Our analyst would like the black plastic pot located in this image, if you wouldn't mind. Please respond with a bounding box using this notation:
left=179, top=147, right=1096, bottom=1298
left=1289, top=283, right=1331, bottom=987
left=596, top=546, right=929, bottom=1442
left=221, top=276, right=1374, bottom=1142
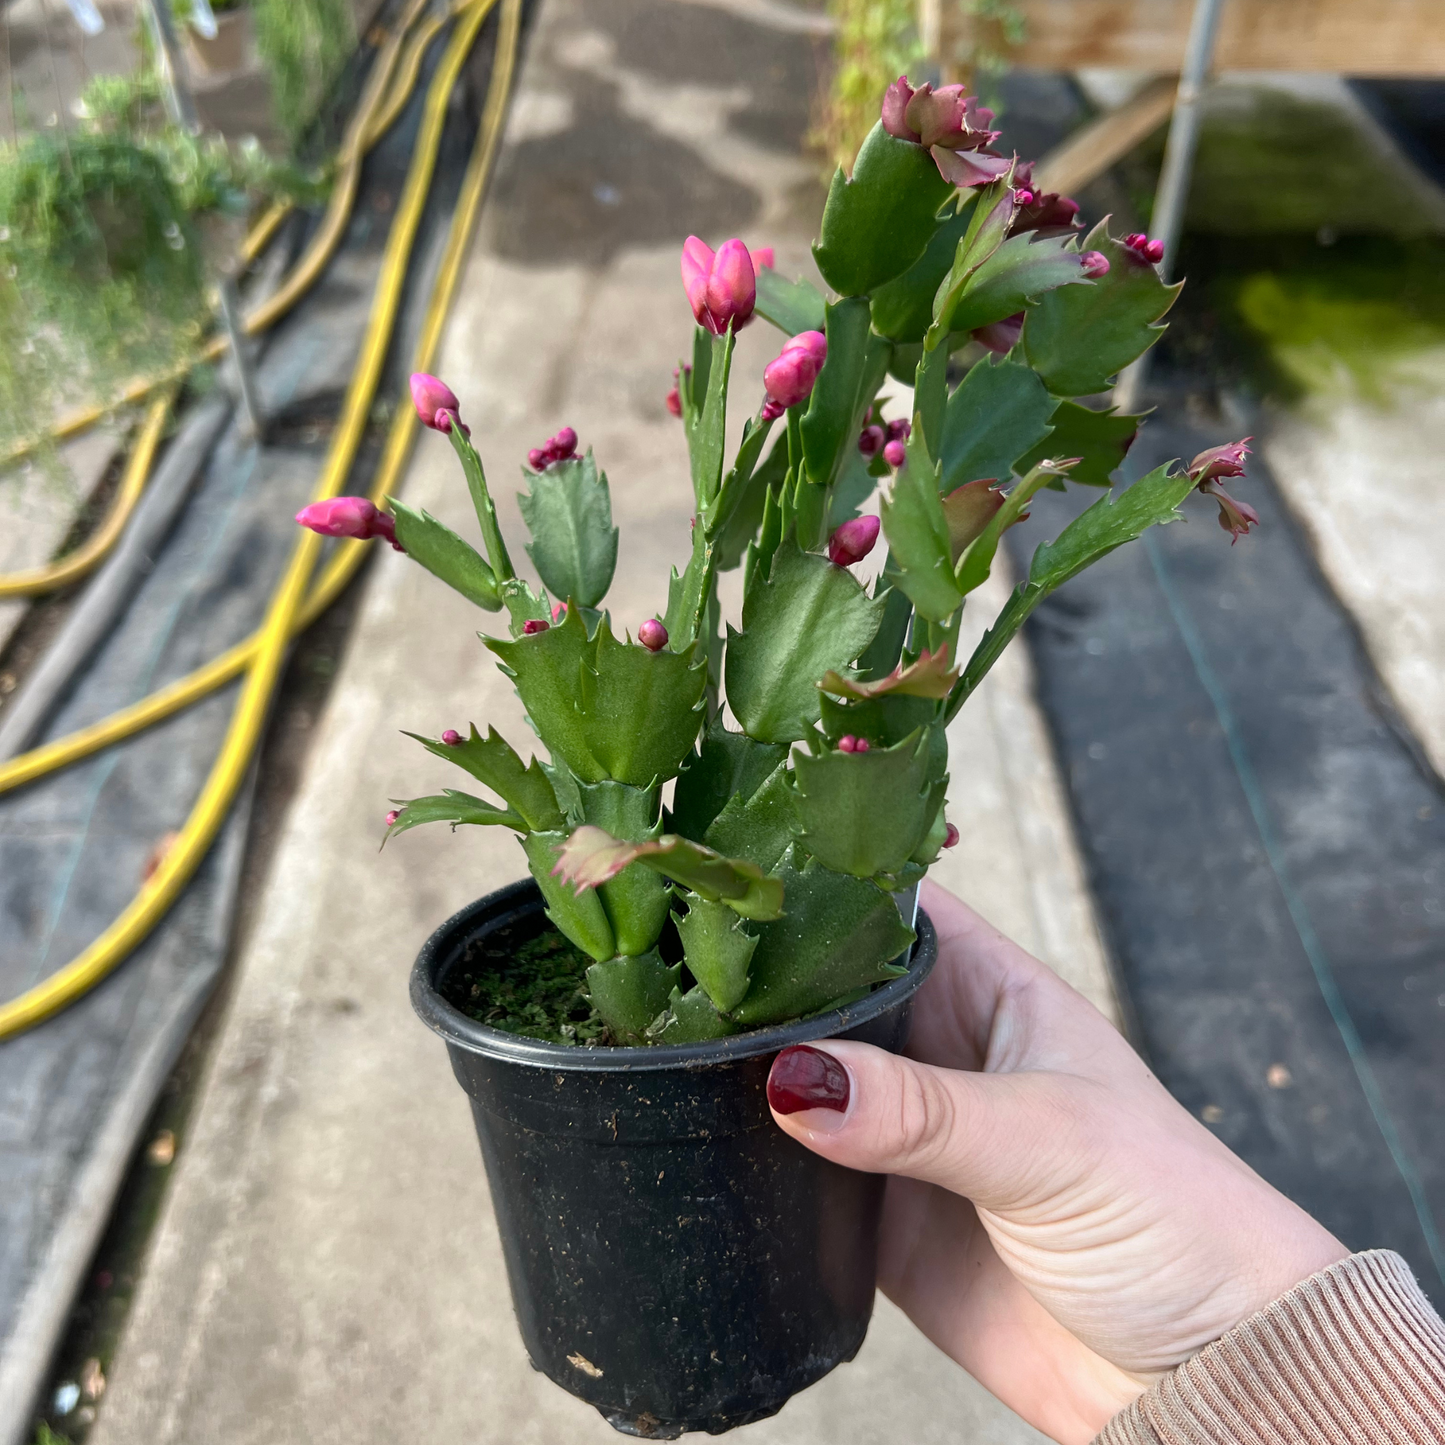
left=411, top=878, right=937, bottom=1438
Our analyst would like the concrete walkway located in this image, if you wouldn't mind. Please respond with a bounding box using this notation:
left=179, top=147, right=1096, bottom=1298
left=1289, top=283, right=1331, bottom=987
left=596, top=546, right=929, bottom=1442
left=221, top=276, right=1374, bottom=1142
left=90, top=1, right=1112, bottom=1440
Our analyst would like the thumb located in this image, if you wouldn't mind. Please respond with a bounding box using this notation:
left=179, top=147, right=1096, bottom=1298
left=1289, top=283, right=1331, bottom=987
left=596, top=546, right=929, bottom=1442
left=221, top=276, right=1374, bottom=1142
left=767, top=1040, right=1035, bottom=1203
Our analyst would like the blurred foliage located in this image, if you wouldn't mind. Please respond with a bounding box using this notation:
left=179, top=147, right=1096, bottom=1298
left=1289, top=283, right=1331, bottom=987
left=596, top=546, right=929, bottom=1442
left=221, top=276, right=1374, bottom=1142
left=0, top=67, right=325, bottom=454
left=253, top=0, right=356, bottom=147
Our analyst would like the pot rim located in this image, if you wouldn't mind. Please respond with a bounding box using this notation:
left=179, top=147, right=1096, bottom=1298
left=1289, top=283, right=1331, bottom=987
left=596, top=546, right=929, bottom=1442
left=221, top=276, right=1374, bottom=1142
left=410, top=877, right=937, bottom=1073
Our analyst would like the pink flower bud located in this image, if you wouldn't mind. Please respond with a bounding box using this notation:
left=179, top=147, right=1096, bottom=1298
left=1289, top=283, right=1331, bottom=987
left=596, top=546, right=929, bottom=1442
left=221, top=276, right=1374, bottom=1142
left=763, top=329, right=827, bottom=410
left=441, top=729, right=462, bottom=746
left=1008, top=170, right=1082, bottom=239
left=665, top=384, right=681, bottom=418
left=551, top=426, right=577, bottom=458
left=1187, top=437, right=1252, bottom=483
left=680, top=236, right=757, bottom=334
left=385, top=809, right=400, bottom=827
left=523, top=619, right=549, bottom=635
left=638, top=618, right=668, bottom=651
left=885, top=418, right=911, bottom=445
left=761, top=399, right=786, bottom=423
left=883, top=438, right=907, bottom=469
left=827, top=514, right=880, bottom=567
left=527, top=448, right=547, bottom=471
left=1014, top=187, right=1035, bottom=206
left=858, top=424, right=885, bottom=458
left=1080, top=250, right=1111, bottom=278
left=295, top=496, right=402, bottom=551
left=1123, top=233, right=1165, bottom=265
left=409, top=373, right=461, bottom=431
left=972, top=312, right=1025, bottom=355
left=943, top=822, right=959, bottom=849
left=838, top=735, right=858, bottom=752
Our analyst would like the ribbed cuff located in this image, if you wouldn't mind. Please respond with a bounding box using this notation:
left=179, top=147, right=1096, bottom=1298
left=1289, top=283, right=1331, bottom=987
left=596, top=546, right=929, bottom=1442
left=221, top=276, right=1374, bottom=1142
left=1095, top=1251, right=1445, bottom=1445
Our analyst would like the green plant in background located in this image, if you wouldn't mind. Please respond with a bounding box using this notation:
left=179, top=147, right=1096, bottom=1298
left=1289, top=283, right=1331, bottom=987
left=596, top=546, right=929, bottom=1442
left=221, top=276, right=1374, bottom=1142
left=253, top=0, right=356, bottom=147
left=302, top=78, right=1256, bottom=1047
left=814, top=0, right=923, bottom=172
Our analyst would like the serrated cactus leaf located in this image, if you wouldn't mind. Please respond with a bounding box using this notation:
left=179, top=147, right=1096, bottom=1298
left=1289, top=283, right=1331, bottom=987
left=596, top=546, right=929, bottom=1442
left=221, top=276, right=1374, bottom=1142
left=818, top=647, right=957, bottom=701
left=579, top=780, right=670, bottom=957
left=1024, top=222, right=1182, bottom=396
left=686, top=328, right=734, bottom=509
left=814, top=123, right=952, bottom=297
left=585, top=951, right=680, bottom=1044
left=553, top=825, right=784, bottom=921
left=792, top=729, right=939, bottom=879
left=404, top=724, right=564, bottom=832
left=869, top=200, right=976, bottom=343
left=941, top=231, right=1087, bottom=336
left=713, top=429, right=788, bottom=573
left=384, top=790, right=525, bottom=839
left=879, top=429, right=963, bottom=623
left=799, top=298, right=892, bottom=489
left=703, top=761, right=797, bottom=875
left=517, top=450, right=619, bottom=609
left=755, top=266, right=827, bottom=335
left=674, top=894, right=758, bottom=1013
left=950, top=462, right=1194, bottom=716
left=725, top=543, right=886, bottom=744
left=730, top=852, right=913, bottom=1026
left=521, top=830, right=616, bottom=962
left=1013, top=400, right=1141, bottom=488
left=648, top=985, right=739, bottom=1044
left=938, top=357, right=1057, bottom=494
left=672, top=715, right=788, bottom=841
left=387, top=499, right=501, bottom=611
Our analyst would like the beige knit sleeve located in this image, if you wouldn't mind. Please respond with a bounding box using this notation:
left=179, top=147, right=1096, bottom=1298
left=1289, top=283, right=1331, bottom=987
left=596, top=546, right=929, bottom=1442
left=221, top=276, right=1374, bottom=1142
left=1095, top=1251, right=1445, bottom=1445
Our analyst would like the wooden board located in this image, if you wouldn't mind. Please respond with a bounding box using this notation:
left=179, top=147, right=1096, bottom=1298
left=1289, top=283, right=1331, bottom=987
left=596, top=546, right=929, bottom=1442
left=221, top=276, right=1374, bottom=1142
left=947, top=0, right=1445, bottom=78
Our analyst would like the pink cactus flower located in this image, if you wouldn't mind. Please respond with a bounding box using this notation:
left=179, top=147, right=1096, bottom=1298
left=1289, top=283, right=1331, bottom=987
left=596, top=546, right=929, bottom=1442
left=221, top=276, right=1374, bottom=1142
left=441, top=729, right=462, bottom=746
left=638, top=618, right=669, bottom=652
left=827, top=514, right=880, bottom=567
left=1124, top=233, right=1166, bottom=266
left=522, top=619, right=550, bottom=635
left=295, top=496, right=402, bottom=551
left=858, top=424, right=886, bottom=458
left=680, top=236, right=757, bottom=334
left=882, top=77, right=1011, bottom=188
left=883, top=438, right=907, bottom=469
left=1204, top=485, right=1260, bottom=544
left=1080, top=250, right=1111, bottom=279
left=1188, top=437, right=1252, bottom=483
left=763, top=329, right=827, bottom=411
left=973, top=312, right=1025, bottom=355
left=409, top=373, right=469, bottom=435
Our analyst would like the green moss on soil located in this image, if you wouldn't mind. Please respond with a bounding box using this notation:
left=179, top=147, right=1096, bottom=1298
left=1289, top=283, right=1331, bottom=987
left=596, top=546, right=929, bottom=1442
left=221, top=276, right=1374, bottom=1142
left=444, top=924, right=606, bottom=1046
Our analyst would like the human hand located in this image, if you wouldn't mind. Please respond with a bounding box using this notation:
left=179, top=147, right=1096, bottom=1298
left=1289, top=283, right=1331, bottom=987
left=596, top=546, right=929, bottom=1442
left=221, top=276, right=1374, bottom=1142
left=767, top=881, right=1348, bottom=1445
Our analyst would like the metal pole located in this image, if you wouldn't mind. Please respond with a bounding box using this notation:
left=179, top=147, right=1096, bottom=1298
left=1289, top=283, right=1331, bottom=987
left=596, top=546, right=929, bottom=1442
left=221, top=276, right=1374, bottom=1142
left=142, top=0, right=263, bottom=437
left=1112, top=0, right=1227, bottom=414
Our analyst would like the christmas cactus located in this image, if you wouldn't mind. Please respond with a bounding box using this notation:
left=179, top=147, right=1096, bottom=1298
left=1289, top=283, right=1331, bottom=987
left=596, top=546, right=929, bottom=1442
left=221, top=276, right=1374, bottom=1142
left=299, top=79, right=1255, bottom=1046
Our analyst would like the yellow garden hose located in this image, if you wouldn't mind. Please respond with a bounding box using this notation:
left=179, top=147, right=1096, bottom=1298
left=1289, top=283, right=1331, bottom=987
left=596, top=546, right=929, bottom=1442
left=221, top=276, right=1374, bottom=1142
left=0, top=0, right=519, bottom=1037
left=0, top=393, right=173, bottom=600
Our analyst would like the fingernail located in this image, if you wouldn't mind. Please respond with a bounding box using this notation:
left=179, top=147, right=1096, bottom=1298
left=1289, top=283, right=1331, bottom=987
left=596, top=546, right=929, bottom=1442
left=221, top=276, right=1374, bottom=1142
left=768, top=1045, right=850, bottom=1116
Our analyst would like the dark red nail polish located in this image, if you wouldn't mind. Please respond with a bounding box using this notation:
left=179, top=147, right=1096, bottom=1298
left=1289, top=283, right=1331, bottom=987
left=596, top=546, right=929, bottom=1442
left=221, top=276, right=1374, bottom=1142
left=767, top=1045, right=850, bottom=1114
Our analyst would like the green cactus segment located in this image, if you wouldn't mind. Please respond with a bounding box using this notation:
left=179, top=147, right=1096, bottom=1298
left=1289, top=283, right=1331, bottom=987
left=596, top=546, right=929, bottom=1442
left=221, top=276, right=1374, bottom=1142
left=870, top=199, right=977, bottom=343
left=579, top=780, right=671, bottom=957
left=521, top=831, right=616, bottom=962
left=585, top=951, right=681, bottom=1044
left=730, top=853, right=914, bottom=1026
left=649, top=985, right=739, bottom=1044
left=938, top=357, right=1058, bottom=494
left=1013, top=401, right=1141, bottom=489
left=704, top=761, right=797, bottom=875
left=954, top=458, right=1078, bottom=598
left=386, top=499, right=501, bottom=611
left=879, top=428, right=963, bottom=623
left=405, top=724, right=564, bottom=832
left=445, top=424, right=515, bottom=585
left=684, top=328, right=735, bottom=510
left=856, top=580, right=911, bottom=680
left=1024, top=223, right=1183, bottom=396
left=707, top=415, right=775, bottom=545
left=672, top=716, right=789, bottom=841
left=792, top=729, right=943, bottom=880
left=487, top=605, right=706, bottom=786
left=712, top=430, right=789, bottom=574
left=940, top=231, right=1087, bottom=338
left=799, top=298, right=892, bottom=489
left=820, top=689, right=941, bottom=758
left=675, top=894, right=758, bottom=1013
left=925, top=179, right=1017, bottom=351
left=554, top=825, right=784, bottom=921
left=814, top=122, right=953, bottom=297
left=726, top=543, right=886, bottom=744
left=384, top=790, right=525, bottom=839
left=517, top=450, right=619, bottom=609
left=754, top=266, right=827, bottom=336
left=949, top=462, right=1197, bottom=718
